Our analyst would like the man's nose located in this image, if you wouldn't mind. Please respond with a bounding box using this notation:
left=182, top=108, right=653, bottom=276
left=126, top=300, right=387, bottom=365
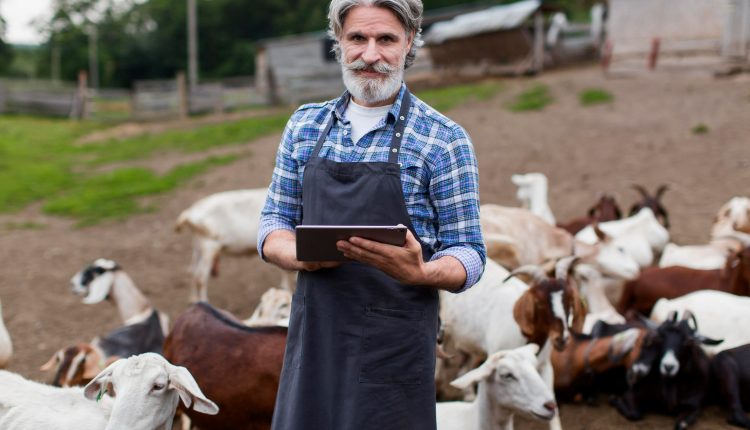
left=361, top=39, right=381, bottom=64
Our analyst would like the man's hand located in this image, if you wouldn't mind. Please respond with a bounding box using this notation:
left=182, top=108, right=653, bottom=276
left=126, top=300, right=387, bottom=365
left=263, top=229, right=341, bottom=272
left=337, top=228, right=427, bottom=285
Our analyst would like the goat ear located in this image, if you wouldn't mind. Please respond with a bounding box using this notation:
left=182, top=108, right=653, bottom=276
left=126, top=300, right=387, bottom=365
left=84, top=359, right=122, bottom=400
left=82, top=350, right=104, bottom=380
left=696, top=335, right=723, bottom=346
left=567, top=284, right=587, bottom=332
left=593, top=224, right=610, bottom=243
left=168, top=365, right=219, bottom=415
left=513, top=289, right=537, bottom=338
left=40, top=351, right=61, bottom=371
left=449, top=361, right=494, bottom=390
left=82, top=272, right=115, bottom=304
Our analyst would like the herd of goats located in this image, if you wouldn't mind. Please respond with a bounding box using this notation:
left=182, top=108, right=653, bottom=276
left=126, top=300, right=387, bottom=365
left=0, top=172, right=749, bottom=430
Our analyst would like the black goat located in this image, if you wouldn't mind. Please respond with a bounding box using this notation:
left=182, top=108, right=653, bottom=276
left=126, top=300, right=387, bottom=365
left=630, top=184, right=670, bottom=229
left=712, top=344, right=750, bottom=429
left=610, top=311, right=722, bottom=429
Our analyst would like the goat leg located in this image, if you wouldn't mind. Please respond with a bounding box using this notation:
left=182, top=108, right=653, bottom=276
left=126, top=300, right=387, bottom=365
left=609, top=391, right=643, bottom=421
left=674, top=408, right=702, bottom=430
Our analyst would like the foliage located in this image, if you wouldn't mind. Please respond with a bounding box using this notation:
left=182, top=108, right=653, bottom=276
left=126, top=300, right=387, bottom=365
left=692, top=123, right=709, bottom=135
left=508, top=84, right=553, bottom=112
left=416, top=80, right=504, bottom=112
left=0, top=14, right=13, bottom=74
left=580, top=88, right=614, bottom=106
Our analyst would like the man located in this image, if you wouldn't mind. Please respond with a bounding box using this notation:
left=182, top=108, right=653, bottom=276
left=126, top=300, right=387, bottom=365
left=258, top=0, right=485, bottom=428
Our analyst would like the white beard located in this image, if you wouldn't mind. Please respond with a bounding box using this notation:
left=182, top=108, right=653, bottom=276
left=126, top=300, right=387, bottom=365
left=341, top=55, right=405, bottom=105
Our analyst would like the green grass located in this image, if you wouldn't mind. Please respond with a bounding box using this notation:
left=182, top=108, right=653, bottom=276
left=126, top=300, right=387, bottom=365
left=508, top=85, right=553, bottom=112
left=692, top=123, right=709, bottom=135
left=3, top=221, right=47, bottom=230
left=580, top=88, right=614, bottom=106
left=416, top=81, right=504, bottom=113
left=43, top=155, right=237, bottom=226
left=0, top=111, right=288, bottom=225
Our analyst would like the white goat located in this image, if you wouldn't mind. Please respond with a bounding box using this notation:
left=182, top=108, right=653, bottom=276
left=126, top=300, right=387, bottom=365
left=0, top=353, right=218, bottom=430
left=481, top=205, right=640, bottom=280
left=0, top=298, right=12, bottom=369
left=511, top=173, right=556, bottom=225
left=660, top=197, right=750, bottom=270
left=572, top=264, right=625, bottom=334
left=70, top=259, right=169, bottom=335
left=175, top=188, right=297, bottom=303
left=243, top=287, right=292, bottom=327
left=576, top=208, right=670, bottom=268
left=650, top=290, right=750, bottom=356
left=436, top=344, right=556, bottom=430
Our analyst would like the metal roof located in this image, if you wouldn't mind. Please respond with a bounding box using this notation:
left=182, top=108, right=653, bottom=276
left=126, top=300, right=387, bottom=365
left=423, top=0, right=541, bottom=45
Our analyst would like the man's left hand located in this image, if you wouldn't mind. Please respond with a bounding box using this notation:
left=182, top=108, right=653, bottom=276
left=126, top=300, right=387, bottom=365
left=337, top=229, right=426, bottom=285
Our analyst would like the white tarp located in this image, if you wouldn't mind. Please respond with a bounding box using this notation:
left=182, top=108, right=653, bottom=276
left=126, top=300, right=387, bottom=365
left=424, top=0, right=541, bottom=44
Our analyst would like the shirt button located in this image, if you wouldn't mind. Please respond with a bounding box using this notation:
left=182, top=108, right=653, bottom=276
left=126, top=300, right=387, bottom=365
left=395, top=132, right=401, bottom=137
left=399, top=115, right=405, bottom=121
left=343, top=130, right=348, bottom=136
left=392, top=148, right=398, bottom=153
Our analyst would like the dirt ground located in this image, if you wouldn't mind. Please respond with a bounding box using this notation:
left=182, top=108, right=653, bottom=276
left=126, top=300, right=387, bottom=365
left=1, top=65, right=749, bottom=429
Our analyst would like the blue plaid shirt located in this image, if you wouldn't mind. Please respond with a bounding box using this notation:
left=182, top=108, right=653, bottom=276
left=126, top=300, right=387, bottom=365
left=258, top=84, right=486, bottom=291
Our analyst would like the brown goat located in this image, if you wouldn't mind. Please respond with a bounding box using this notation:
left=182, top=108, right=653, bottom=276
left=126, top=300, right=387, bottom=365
left=558, top=194, right=623, bottom=235
left=618, top=246, right=750, bottom=317
left=40, top=343, right=118, bottom=387
left=629, top=184, right=670, bottom=229
left=163, top=302, right=287, bottom=430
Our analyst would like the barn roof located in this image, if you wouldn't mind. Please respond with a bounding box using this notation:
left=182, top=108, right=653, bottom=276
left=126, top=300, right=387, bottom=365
left=423, top=0, right=541, bottom=45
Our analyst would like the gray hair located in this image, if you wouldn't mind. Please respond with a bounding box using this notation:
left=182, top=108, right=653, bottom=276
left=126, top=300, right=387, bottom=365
left=327, top=0, right=424, bottom=69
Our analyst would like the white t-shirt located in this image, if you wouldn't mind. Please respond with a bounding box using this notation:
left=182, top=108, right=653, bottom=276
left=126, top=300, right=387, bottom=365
left=344, top=99, right=392, bottom=144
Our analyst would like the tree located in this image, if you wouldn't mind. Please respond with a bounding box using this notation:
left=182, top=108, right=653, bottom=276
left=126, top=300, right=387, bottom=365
left=0, top=13, right=15, bottom=74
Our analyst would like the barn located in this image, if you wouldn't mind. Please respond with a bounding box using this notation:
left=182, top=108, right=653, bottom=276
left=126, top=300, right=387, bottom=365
left=607, top=0, right=750, bottom=73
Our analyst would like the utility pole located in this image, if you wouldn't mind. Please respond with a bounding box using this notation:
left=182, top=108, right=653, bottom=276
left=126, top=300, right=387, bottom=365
left=88, top=24, right=99, bottom=89
left=187, top=0, right=199, bottom=92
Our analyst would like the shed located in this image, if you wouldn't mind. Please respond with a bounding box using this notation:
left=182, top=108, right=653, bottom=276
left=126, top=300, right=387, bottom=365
left=607, top=0, right=750, bottom=72
left=423, top=0, right=550, bottom=75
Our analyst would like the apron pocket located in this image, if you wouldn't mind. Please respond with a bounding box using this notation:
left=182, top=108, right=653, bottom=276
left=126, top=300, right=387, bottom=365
left=284, top=294, right=306, bottom=370
left=359, top=306, right=425, bottom=385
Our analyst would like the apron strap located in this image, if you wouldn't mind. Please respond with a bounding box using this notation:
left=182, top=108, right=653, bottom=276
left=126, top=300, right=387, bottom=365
left=310, top=88, right=413, bottom=163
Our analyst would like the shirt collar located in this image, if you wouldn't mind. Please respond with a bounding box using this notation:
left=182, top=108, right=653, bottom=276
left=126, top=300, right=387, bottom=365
left=334, top=83, right=407, bottom=125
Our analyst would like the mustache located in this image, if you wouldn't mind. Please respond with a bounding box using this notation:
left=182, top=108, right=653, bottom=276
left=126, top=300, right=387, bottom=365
left=343, top=58, right=396, bottom=74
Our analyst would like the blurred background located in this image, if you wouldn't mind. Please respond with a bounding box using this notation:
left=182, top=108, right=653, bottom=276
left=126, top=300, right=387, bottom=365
left=0, top=0, right=749, bottom=428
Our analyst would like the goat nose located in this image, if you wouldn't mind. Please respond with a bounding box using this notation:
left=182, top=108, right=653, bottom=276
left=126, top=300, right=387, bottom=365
left=544, top=401, right=557, bottom=412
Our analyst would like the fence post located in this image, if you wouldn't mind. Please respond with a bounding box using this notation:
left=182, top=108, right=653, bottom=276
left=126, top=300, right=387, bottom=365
left=0, top=81, right=6, bottom=114
left=648, top=38, right=661, bottom=71
left=71, top=70, right=88, bottom=119
left=177, top=72, right=188, bottom=119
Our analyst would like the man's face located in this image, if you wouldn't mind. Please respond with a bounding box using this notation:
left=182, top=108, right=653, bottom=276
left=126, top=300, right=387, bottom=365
left=339, top=6, right=414, bottom=106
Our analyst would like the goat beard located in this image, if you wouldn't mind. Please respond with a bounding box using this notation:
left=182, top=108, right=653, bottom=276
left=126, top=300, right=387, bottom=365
left=341, top=54, right=405, bottom=105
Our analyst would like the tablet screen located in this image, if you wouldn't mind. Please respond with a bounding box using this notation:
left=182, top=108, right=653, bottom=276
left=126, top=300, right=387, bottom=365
left=295, top=225, right=407, bottom=261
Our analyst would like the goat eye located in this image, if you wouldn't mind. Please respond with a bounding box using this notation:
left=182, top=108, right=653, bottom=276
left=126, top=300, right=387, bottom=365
left=501, top=373, right=516, bottom=381
left=152, top=382, right=166, bottom=391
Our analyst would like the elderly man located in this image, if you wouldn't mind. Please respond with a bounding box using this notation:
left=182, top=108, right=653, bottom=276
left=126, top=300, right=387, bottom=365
left=258, top=0, right=485, bottom=428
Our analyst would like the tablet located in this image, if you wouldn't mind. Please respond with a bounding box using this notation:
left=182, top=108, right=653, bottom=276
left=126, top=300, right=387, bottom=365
left=295, top=225, right=408, bottom=261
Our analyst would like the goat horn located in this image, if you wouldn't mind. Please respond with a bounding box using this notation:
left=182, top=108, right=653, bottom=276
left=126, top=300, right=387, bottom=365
left=631, top=184, right=650, bottom=199
left=509, top=265, right=548, bottom=285
left=682, top=310, right=699, bottom=332
left=667, top=310, right=679, bottom=323
left=637, top=313, right=659, bottom=331
left=555, top=256, right=580, bottom=281
left=436, top=344, right=454, bottom=360
left=655, top=184, right=669, bottom=200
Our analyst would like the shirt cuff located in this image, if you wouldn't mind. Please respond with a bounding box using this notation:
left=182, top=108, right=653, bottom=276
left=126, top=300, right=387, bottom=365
left=430, top=246, right=485, bottom=293
left=257, top=220, right=295, bottom=260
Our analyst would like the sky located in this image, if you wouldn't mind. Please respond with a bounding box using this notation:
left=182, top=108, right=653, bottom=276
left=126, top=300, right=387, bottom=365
left=1, top=0, right=52, bottom=44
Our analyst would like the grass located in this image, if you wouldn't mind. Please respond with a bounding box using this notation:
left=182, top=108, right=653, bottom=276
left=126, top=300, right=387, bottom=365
left=416, top=80, right=504, bottom=112
left=692, top=123, right=709, bottom=135
left=3, top=221, right=47, bottom=230
left=580, top=88, right=614, bottom=106
left=508, top=85, right=553, bottom=112
left=0, top=111, right=288, bottom=226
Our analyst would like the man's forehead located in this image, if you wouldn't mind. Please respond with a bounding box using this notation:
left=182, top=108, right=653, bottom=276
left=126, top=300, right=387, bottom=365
left=343, top=5, right=404, bottom=32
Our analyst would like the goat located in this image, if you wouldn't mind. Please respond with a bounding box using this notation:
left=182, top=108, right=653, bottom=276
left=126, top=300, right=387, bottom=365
left=711, top=344, right=750, bottom=429
left=576, top=208, right=670, bottom=268
left=510, top=172, right=556, bottom=225
left=611, top=312, right=721, bottom=429
left=629, top=184, right=670, bottom=229
left=480, top=204, right=640, bottom=280
left=175, top=188, right=297, bottom=302
left=39, top=343, right=118, bottom=388
left=571, top=264, right=626, bottom=334
left=551, top=327, right=644, bottom=402
left=618, top=245, right=750, bottom=317
left=438, top=257, right=585, bottom=430
left=557, top=194, right=622, bottom=235
left=243, top=287, right=291, bottom=327
left=0, top=353, right=218, bottom=430
left=650, top=290, right=750, bottom=355
left=0, top=298, right=11, bottom=369
left=163, top=302, right=286, bottom=430
left=436, top=344, right=556, bottom=430
left=660, top=204, right=750, bottom=270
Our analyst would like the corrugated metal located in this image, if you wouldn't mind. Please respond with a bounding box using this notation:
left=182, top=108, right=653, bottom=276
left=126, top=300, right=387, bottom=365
left=423, top=0, right=541, bottom=45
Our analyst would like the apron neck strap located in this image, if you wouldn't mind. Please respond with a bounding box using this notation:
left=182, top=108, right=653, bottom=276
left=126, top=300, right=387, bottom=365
left=311, top=88, right=412, bottom=162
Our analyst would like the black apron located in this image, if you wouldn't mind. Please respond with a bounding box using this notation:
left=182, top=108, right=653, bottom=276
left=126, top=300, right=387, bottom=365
left=271, top=90, right=439, bottom=430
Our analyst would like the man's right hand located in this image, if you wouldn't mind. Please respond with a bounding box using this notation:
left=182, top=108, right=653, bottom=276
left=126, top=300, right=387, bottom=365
left=262, top=229, right=341, bottom=272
